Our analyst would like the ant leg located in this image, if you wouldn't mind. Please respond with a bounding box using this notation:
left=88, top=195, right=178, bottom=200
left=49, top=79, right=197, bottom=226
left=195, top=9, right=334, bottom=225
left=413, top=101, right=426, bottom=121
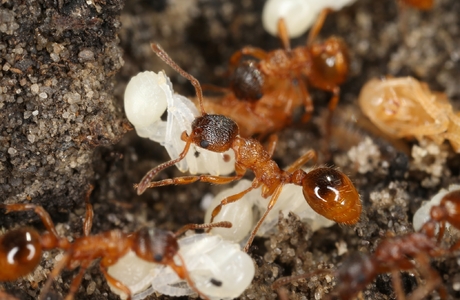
left=307, top=8, right=332, bottom=45
left=1, top=203, right=60, bottom=241
left=277, top=18, right=291, bottom=51
left=100, top=266, right=133, bottom=300
left=390, top=269, right=406, bottom=300
left=407, top=253, right=445, bottom=300
left=174, top=221, right=232, bottom=237
left=168, top=254, right=210, bottom=300
left=137, top=173, right=244, bottom=190
left=243, top=184, right=284, bottom=252
left=285, top=149, right=317, bottom=173
left=296, top=76, right=314, bottom=123
left=266, top=134, right=279, bottom=158
left=64, top=260, right=92, bottom=300
left=209, top=185, right=257, bottom=224
left=136, top=134, right=193, bottom=195
left=83, top=185, right=94, bottom=237
left=271, top=269, right=332, bottom=291
left=39, top=252, right=72, bottom=300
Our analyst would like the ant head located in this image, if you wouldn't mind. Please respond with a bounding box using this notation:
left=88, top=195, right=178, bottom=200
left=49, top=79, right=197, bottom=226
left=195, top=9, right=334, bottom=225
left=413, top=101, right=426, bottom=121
left=190, top=114, right=239, bottom=152
left=132, top=228, right=179, bottom=264
left=309, top=37, right=349, bottom=88
left=0, top=227, right=42, bottom=280
left=230, top=60, right=264, bottom=102
left=302, top=168, right=361, bottom=225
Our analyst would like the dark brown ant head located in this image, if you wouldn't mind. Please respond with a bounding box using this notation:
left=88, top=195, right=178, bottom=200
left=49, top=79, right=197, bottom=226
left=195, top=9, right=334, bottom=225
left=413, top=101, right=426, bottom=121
left=230, top=60, right=265, bottom=102
left=302, top=168, right=361, bottom=225
left=309, top=37, right=349, bottom=89
left=431, top=189, right=460, bottom=229
left=190, top=114, right=239, bottom=152
left=0, top=227, right=42, bottom=281
left=331, top=252, right=376, bottom=299
left=132, top=228, right=179, bottom=264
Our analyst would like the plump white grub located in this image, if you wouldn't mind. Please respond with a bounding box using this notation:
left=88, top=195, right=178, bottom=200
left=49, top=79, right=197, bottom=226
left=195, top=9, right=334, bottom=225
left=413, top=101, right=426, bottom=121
left=204, top=178, right=335, bottom=243
left=107, top=233, right=255, bottom=300
left=413, top=184, right=460, bottom=232
left=151, top=234, right=255, bottom=300
left=262, top=0, right=357, bottom=38
left=124, top=71, right=235, bottom=175
left=106, top=251, right=161, bottom=300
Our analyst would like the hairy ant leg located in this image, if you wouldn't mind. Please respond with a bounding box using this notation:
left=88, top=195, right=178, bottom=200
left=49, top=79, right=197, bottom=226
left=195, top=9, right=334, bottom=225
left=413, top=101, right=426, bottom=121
left=83, top=184, right=94, bottom=236
left=306, top=8, right=333, bottom=46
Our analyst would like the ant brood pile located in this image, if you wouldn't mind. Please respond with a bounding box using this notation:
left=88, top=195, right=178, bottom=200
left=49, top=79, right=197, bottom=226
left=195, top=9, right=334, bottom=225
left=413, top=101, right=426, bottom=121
left=135, top=43, right=362, bottom=252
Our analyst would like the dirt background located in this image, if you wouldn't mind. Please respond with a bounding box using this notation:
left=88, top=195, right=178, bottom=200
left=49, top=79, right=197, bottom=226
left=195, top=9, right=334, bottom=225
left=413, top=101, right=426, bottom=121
left=1, top=0, right=460, bottom=299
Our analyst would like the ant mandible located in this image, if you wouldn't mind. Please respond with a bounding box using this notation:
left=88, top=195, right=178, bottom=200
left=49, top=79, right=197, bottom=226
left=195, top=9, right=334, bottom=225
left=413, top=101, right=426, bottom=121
left=272, top=189, right=460, bottom=299
left=135, top=43, right=361, bottom=252
left=200, top=9, right=349, bottom=137
left=0, top=186, right=231, bottom=300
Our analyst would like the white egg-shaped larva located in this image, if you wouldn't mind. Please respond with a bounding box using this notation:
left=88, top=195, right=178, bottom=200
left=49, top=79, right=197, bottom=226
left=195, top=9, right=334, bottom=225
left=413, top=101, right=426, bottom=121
left=124, top=71, right=169, bottom=138
left=262, top=0, right=357, bottom=38
left=106, top=250, right=161, bottom=300
left=262, top=0, right=321, bottom=38
left=204, top=180, right=257, bottom=242
left=413, top=184, right=460, bottom=232
left=124, top=70, right=235, bottom=175
left=151, top=234, right=255, bottom=300
left=254, top=183, right=335, bottom=236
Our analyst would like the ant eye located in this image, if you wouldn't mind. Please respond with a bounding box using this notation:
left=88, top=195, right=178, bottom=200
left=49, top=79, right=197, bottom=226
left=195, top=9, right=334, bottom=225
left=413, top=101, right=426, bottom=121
left=200, top=140, right=210, bottom=148
left=154, top=254, right=163, bottom=262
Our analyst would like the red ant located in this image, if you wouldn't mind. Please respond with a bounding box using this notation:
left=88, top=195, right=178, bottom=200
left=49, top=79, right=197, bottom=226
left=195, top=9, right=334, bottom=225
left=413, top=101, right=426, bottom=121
left=199, top=9, right=349, bottom=137
left=400, top=0, right=434, bottom=10
left=135, top=43, right=361, bottom=252
left=0, top=186, right=231, bottom=300
left=272, top=189, right=460, bottom=300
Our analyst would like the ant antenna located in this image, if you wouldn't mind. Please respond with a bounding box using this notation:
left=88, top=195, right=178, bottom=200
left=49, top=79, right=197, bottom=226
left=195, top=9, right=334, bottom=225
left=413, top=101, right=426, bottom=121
left=151, top=43, right=206, bottom=115
left=135, top=132, right=193, bottom=195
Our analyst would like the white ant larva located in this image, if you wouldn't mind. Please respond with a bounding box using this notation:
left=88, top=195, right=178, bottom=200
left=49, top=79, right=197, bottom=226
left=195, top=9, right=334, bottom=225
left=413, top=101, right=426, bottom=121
left=107, top=233, right=254, bottom=300
left=262, top=0, right=357, bottom=38
left=204, top=177, right=335, bottom=243
left=124, top=71, right=235, bottom=175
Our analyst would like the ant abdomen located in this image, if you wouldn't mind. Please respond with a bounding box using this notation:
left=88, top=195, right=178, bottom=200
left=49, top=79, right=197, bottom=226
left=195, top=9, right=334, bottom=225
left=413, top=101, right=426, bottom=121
left=191, top=114, right=239, bottom=152
left=0, top=227, right=42, bottom=281
left=230, top=60, right=265, bottom=102
left=132, top=228, right=179, bottom=264
left=309, top=37, right=349, bottom=89
left=302, top=168, right=361, bottom=225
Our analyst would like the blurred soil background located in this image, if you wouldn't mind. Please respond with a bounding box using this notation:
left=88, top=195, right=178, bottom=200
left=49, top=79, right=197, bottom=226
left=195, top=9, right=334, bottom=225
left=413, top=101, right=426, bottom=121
left=1, top=0, right=460, bottom=299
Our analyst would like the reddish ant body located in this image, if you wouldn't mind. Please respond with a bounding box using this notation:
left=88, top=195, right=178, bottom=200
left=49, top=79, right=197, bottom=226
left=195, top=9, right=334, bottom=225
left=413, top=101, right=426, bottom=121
left=272, top=189, right=460, bottom=299
left=199, top=9, right=349, bottom=137
left=0, top=187, right=231, bottom=300
left=400, top=0, right=434, bottom=10
left=136, top=43, right=361, bottom=252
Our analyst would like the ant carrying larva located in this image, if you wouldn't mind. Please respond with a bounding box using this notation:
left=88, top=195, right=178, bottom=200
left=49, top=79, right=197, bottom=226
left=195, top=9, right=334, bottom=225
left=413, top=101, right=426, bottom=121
left=0, top=186, right=233, bottom=300
left=135, top=43, right=362, bottom=252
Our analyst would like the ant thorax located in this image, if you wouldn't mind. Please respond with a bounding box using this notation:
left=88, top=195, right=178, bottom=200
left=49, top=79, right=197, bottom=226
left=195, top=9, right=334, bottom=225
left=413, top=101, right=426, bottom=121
left=124, top=71, right=235, bottom=175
